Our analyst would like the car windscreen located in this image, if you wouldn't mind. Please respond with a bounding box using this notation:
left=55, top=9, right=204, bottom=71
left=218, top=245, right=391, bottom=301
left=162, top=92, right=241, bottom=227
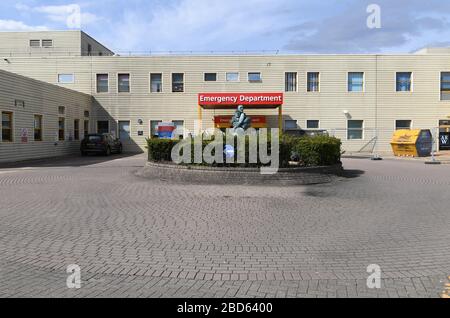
left=88, top=136, right=102, bottom=142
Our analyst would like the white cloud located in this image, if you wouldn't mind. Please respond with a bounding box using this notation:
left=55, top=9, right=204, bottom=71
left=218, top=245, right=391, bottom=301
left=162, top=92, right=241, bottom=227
left=110, top=0, right=297, bottom=52
left=15, top=3, right=101, bottom=29
left=0, top=19, right=48, bottom=31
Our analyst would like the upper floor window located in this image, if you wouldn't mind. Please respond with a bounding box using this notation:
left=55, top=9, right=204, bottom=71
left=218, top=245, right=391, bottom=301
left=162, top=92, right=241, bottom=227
left=58, top=74, right=74, bottom=84
left=204, top=73, right=217, bottom=82
left=285, top=72, right=297, bottom=92
left=396, top=72, right=412, bottom=92
left=226, top=72, right=239, bottom=82
left=87, top=44, right=92, bottom=56
left=30, top=40, right=40, bottom=48
left=42, top=39, right=53, bottom=48
left=348, top=72, right=364, bottom=92
left=307, top=72, right=320, bottom=92
left=172, top=73, right=184, bottom=93
left=248, top=72, right=262, bottom=82
left=441, top=72, right=450, bottom=100
left=96, top=74, right=109, bottom=93
left=150, top=73, right=163, bottom=92
left=118, top=73, right=130, bottom=93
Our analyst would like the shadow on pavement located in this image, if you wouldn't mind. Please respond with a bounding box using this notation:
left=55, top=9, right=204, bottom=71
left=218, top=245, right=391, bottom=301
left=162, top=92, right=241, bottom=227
left=340, top=169, right=365, bottom=179
left=0, top=152, right=143, bottom=169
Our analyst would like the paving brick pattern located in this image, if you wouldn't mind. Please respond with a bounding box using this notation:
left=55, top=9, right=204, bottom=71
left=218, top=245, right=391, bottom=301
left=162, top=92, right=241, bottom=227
left=0, top=155, right=449, bottom=298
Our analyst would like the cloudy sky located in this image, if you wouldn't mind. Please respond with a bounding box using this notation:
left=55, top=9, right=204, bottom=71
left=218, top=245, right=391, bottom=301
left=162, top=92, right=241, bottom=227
left=0, top=0, right=450, bottom=54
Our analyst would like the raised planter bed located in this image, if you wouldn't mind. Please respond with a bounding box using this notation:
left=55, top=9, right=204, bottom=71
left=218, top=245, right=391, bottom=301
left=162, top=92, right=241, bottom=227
left=136, top=161, right=343, bottom=186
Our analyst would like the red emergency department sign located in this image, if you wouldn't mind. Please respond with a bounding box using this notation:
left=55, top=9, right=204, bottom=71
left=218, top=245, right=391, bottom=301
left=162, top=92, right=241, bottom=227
left=198, top=93, right=283, bottom=106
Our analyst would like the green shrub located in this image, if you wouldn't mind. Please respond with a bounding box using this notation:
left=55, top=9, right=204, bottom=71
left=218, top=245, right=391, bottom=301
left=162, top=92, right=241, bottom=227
left=146, top=134, right=342, bottom=167
left=292, top=135, right=341, bottom=166
left=146, top=138, right=178, bottom=162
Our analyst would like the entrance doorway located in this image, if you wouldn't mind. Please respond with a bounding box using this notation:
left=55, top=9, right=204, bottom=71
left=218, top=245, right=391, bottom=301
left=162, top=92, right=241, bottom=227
left=439, top=120, right=450, bottom=150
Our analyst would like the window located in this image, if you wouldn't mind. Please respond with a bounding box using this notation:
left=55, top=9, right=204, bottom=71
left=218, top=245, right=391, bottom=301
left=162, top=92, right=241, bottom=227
left=1, top=112, right=13, bottom=142
left=58, top=74, right=74, bottom=84
left=396, top=120, right=412, bottom=130
left=172, top=73, right=184, bottom=92
left=58, top=106, right=65, bottom=115
left=42, top=39, right=53, bottom=47
left=172, top=120, right=184, bottom=139
left=87, top=44, right=92, bottom=56
left=348, top=72, right=364, bottom=92
left=396, top=72, right=412, bottom=92
left=30, top=40, right=40, bottom=47
left=58, top=118, right=65, bottom=141
left=84, top=110, right=90, bottom=118
left=118, top=121, right=131, bottom=140
left=307, top=72, right=320, bottom=92
left=34, top=115, right=42, bottom=141
left=347, top=120, right=364, bottom=140
left=96, top=74, right=109, bottom=93
left=150, top=73, right=163, bottom=92
left=248, top=72, right=262, bottom=82
left=150, top=120, right=162, bottom=138
left=118, top=73, right=130, bottom=93
left=84, top=120, right=89, bottom=137
left=284, top=120, right=297, bottom=130
left=441, top=72, right=450, bottom=100
left=285, top=72, right=297, bottom=92
left=226, top=72, right=239, bottom=82
left=74, top=119, right=80, bottom=141
left=204, top=73, right=217, bottom=82
left=307, top=120, right=320, bottom=129
left=97, top=121, right=109, bottom=134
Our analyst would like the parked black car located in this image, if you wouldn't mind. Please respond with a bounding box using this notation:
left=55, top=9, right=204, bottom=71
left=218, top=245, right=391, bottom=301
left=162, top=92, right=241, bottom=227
left=81, top=134, right=122, bottom=156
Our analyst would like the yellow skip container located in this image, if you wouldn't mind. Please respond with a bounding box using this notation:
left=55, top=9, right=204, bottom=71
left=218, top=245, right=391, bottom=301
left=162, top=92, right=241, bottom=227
left=391, top=129, right=433, bottom=157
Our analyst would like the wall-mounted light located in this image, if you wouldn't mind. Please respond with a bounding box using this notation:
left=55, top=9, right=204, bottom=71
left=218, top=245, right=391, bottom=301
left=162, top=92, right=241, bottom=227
left=137, top=119, right=143, bottom=125
left=3, top=58, right=10, bottom=64
left=343, top=110, right=351, bottom=119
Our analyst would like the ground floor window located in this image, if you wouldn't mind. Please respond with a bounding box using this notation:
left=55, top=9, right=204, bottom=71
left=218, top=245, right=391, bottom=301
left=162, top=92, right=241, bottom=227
left=284, top=120, right=298, bottom=130
left=118, top=121, right=131, bottom=140
left=1, top=112, right=13, bottom=142
left=58, top=117, right=65, bottom=141
left=347, top=120, right=364, bottom=140
left=84, top=120, right=89, bottom=137
left=150, top=120, right=162, bottom=138
left=34, top=115, right=43, bottom=141
left=172, top=120, right=184, bottom=139
left=395, top=120, right=412, bottom=130
left=97, top=121, right=109, bottom=134
left=307, top=120, right=320, bottom=129
left=74, top=119, right=80, bottom=140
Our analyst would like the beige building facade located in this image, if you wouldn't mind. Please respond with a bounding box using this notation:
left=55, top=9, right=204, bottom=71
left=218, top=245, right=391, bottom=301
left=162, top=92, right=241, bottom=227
left=1, top=31, right=450, bottom=160
left=0, top=69, right=92, bottom=163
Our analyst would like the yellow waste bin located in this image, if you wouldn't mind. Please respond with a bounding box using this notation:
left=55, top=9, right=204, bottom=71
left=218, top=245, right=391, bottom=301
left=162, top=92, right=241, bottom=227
left=391, top=129, right=433, bottom=157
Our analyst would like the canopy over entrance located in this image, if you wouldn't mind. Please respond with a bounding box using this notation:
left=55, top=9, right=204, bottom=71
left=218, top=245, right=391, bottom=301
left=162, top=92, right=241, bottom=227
left=197, top=93, right=284, bottom=130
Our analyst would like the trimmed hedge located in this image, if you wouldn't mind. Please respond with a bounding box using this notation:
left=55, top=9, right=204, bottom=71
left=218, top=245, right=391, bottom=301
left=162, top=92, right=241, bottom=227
left=146, top=138, right=178, bottom=162
left=146, top=134, right=341, bottom=167
left=292, top=135, right=342, bottom=166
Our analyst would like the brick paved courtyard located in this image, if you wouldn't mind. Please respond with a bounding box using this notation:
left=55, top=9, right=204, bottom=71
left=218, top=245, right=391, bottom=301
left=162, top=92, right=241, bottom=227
left=0, top=154, right=449, bottom=298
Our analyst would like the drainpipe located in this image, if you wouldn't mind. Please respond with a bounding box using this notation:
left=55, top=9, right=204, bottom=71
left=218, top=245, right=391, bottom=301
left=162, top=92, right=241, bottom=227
left=372, top=54, right=382, bottom=160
